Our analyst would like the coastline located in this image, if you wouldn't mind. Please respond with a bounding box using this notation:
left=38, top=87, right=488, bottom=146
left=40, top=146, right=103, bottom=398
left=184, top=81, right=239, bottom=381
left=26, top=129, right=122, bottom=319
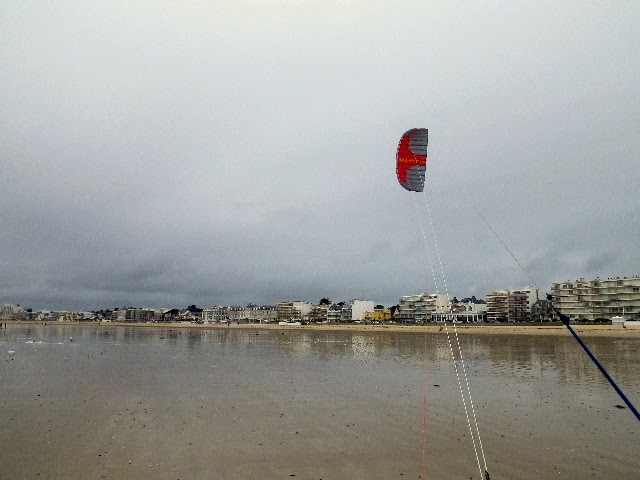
left=4, top=320, right=639, bottom=337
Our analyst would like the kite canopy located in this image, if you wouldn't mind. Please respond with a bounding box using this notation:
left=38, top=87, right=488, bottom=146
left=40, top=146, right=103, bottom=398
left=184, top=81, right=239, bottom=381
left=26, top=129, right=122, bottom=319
left=396, top=128, right=428, bottom=192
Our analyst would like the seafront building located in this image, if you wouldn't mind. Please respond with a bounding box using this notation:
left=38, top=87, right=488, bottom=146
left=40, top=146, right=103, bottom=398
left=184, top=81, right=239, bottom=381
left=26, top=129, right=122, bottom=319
left=485, top=287, right=543, bottom=322
left=395, top=294, right=427, bottom=323
left=340, top=300, right=375, bottom=322
left=327, top=303, right=342, bottom=323
left=433, top=296, right=487, bottom=323
left=202, top=305, right=277, bottom=323
left=276, top=301, right=313, bottom=322
left=363, top=308, right=392, bottom=322
left=426, top=294, right=453, bottom=319
left=551, top=277, right=640, bottom=321
left=1, top=304, right=26, bottom=320
left=530, top=298, right=555, bottom=322
left=202, top=306, right=228, bottom=323
left=308, top=304, right=329, bottom=323
left=396, top=293, right=452, bottom=323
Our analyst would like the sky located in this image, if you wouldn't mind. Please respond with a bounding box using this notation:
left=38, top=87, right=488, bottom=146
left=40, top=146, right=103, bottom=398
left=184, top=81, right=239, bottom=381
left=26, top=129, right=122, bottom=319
left=1, top=1, right=639, bottom=311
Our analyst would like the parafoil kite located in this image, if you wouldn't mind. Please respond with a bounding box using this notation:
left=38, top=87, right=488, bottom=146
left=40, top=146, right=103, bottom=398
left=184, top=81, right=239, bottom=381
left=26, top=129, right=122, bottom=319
left=396, top=128, right=428, bottom=192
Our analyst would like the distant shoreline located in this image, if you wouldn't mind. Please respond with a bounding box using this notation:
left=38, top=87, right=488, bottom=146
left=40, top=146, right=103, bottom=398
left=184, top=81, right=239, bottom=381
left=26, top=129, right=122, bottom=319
left=4, top=320, right=639, bottom=337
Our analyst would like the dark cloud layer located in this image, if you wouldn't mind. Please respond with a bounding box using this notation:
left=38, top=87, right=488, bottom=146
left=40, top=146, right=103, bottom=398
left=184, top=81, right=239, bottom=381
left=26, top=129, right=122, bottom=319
left=2, top=2, right=639, bottom=310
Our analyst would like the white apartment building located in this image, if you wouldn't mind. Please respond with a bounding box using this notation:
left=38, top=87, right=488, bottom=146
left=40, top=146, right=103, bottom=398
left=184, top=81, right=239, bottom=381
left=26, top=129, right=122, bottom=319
left=343, top=300, right=375, bottom=322
left=396, top=294, right=427, bottom=323
left=425, top=294, right=453, bottom=316
left=397, top=293, right=452, bottom=323
left=551, top=276, right=640, bottom=321
left=433, top=297, right=487, bottom=323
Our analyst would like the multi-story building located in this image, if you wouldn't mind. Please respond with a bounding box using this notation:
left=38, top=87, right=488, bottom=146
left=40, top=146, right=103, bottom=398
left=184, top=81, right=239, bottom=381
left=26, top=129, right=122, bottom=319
left=342, top=300, right=375, bottom=322
left=276, top=301, right=312, bottom=322
left=433, top=296, right=487, bottom=323
left=486, top=287, right=543, bottom=322
left=124, top=308, right=151, bottom=322
left=249, top=305, right=277, bottom=323
left=396, top=293, right=452, bottom=323
left=277, top=302, right=295, bottom=322
left=425, top=294, right=453, bottom=318
left=202, top=306, right=228, bottom=323
left=226, top=306, right=247, bottom=322
left=1, top=304, right=26, bottom=320
left=223, top=305, right=277, bottom=323
left=109, top=308, right=149, bottom=322
left=396, top=294, right=428, bottom=323
left=308, top=304, right=329, bottom=323
left=327, top=303, right=343, bottom=323
left=551, top=277, right=640, bottom=321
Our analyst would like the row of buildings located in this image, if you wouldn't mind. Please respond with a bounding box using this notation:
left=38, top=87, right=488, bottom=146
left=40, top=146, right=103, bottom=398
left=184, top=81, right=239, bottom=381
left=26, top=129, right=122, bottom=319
left=551, top=276, right=640, bottom=321
left=3, top=276, right=639, bottom=324
left=394, top=277, right=640, bottom=323
left=202, top=300, right=379, bottom=324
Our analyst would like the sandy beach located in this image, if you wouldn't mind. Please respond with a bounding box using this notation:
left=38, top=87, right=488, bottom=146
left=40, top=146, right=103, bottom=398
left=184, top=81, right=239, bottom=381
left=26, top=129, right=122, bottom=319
left=2, top=323, right=639, bottom=479
left=6, top=320, right=640, bottom=337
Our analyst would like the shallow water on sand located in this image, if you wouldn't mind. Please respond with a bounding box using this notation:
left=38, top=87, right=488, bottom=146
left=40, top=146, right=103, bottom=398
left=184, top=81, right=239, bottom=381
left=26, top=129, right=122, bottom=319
left=1, top=324, right=638, bottom=479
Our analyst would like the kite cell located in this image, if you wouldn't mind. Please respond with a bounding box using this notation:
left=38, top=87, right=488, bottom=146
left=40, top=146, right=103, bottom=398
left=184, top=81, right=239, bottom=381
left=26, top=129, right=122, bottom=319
left=396, top=128, right=428, bottom=192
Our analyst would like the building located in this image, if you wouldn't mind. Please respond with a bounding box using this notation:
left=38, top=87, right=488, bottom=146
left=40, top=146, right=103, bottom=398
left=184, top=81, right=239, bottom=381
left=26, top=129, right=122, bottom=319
left=276, top=302, right=295, bottom=322
left=337, top=300, right=375, bottom=322
left=202, top=306, right=228, bottom=323
left=125, top=308, right=151, bottom=323
left=350, top=300, right=375, bottom=321
left=222, top=304, right=277, bottom=323
left=396, top=293, right=452, bottom=323
left=226, top=306, right=247, bottom=322
left=433, top=296, right=487, bottom=323
left=108, top=308, right=152, bottom=322
left=1, top=304, right=26, bottom=320
left=396, top=294, right=428, bottom=323
left=249, top=305, right=277, bottom=323
left=531, top=299, right=555, bottom=322
left=308, top=304, right=329, bottom=323
left=363, top=309, right=392, bottom=322
left=327, top=303, right=343, bottom=323
left=425, top=294, right=453, bottom=318
left=276, top=301, right=312, bottom=322
left=485, top=287, right=543, bottom=322
left=551, top=277, right=640, bottom=321
left=396, top=294, right=426, bottom=323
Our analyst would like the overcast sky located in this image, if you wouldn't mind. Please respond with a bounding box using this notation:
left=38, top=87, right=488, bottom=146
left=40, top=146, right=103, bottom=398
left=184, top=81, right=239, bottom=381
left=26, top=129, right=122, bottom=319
left=2, top=1, right=639, bottom=311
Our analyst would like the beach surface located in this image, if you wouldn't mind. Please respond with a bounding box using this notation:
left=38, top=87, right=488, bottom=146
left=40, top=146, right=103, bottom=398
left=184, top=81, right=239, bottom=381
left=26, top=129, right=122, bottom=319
left=1, top=323, right=639, bottom=479
left=7, top=320, right=640, bottom=337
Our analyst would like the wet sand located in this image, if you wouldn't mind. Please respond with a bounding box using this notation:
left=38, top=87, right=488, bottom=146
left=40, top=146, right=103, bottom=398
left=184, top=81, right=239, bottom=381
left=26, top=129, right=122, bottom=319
left=1, top=324, right=639, bottom=479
